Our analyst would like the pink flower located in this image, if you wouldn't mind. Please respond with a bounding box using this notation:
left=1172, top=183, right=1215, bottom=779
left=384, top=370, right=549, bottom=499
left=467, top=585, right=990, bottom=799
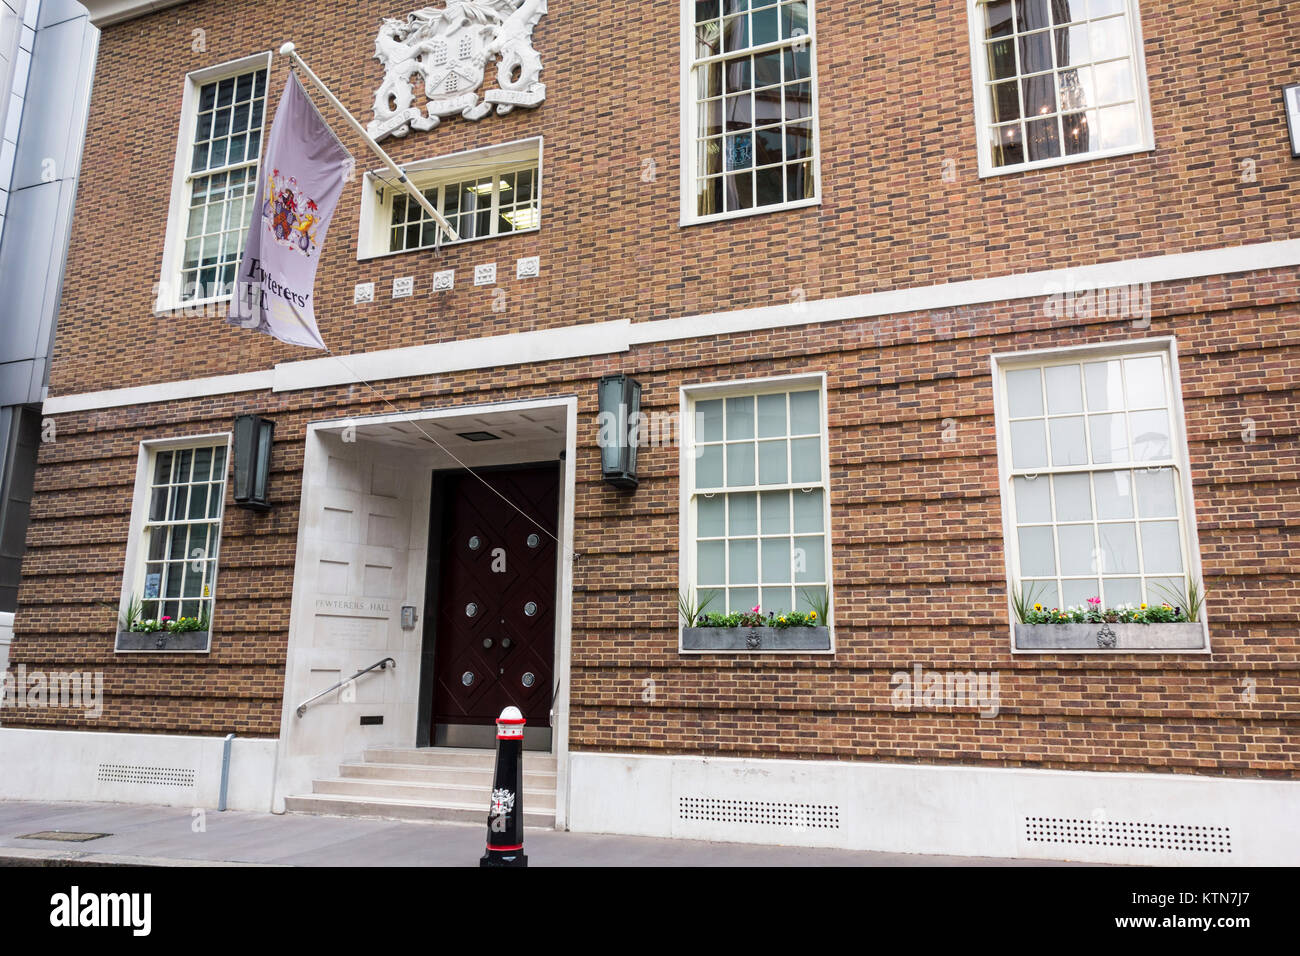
left=162, top=616, right=173, bottom=621
left=751, top=605, right=761, bottom=614
left=1087, top=597, right=1101, bottom=606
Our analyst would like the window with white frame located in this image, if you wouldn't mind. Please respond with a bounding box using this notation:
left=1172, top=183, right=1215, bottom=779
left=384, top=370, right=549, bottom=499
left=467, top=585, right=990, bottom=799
left=684, top=0, right=819, bottom=222
left=997, top=344, right=1199, bottom=613
left=359, top=137, right=541, bottom=258
left=686, top=382, right=831, bottom=617
left=158, top=55, right=270, bottom=309
left=970, top=0, right=1152, bottom=174
left=132, top=442, right=228, bottom=627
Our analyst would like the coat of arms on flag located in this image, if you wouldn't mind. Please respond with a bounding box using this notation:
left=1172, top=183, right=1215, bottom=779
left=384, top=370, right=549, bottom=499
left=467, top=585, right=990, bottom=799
left=228, top=71, right=353, bottom=350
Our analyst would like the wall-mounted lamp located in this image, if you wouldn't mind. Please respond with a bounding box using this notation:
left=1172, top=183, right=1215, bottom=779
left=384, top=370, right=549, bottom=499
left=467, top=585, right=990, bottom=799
left=598, top=374, right=641, bottom=491
left=233, top=414, right=275, bottom=511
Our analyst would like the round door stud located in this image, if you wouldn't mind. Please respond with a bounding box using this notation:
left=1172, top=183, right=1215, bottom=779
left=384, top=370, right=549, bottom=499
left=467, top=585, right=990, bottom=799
left=522, top=672, right=536, bottom=688
left=482, top=638, right=493, bottom=649
left=527, top=533, right=540, bottom=549
left=468, top=535, right=482, bottom=551
left=466, top=602, right=479, bottom=618
left=461, top=671, right=474, bottom=686
left=524, top=601, right=538, bottom=617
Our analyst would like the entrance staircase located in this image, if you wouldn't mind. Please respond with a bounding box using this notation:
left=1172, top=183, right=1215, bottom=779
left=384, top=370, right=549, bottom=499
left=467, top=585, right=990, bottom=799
left=284, top=747, right=557, bottom=826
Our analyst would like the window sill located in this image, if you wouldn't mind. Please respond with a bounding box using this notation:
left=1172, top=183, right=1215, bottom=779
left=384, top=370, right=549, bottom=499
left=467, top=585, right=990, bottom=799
left=978, top=143, right=1155, bottom=179
left=116, top=630, right=211, bottom=653
left=680, top=196, right=820, bottom=229
left=1012, top=622, right=1206, bottom=653
left=680, top=625, right=831, bottom=653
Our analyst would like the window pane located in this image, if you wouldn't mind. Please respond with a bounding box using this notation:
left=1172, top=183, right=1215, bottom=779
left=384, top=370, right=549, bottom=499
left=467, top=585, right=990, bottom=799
left=1014, top=475, right=1051, bottom=523
left=1049, top=416, right=1088, bottom=466
left=790, top=437, right=821, bottom=482
left=1088, top=413, right=1127, bottom=463
left=1145, top=576, right=1184, bottom=608
left=1099, top=523, right=1139, bottom=574
left=1018, top=526, right=1056, bottom=576
left=729, top=538, right=758, bottom=582
left=1006, top=368, right=1043, bottom=416
left=1095, top=469, right=1134, bottom=519
left=792, top=488, right=823, bottom=532
left=758, top=439, right=788, bottom=484
left=761, top=537, right=791, bottom=583
left=1124, top=356, right=1165, bottom=408
left=1058, top=524, right=1094, bottom=575
left=793, top=535, right=825, bottom=582
left=761, top=491, right=790, bottom=533
left=1084, top=359, right=1124, bottom=410
left=1135, top=467, right=1178, bottom=518
left=1061, top=578, right=1096, bottom=608
left=1130, top=409, right=1171, bottom=461
left=698, top=541, right=726, bottom=584
left=726, top=442, right=756, bottom=486
left=699, top=496, right=726, bottom=536
left=729, top=492, right=758, bottom=535
left=1010, top=420, right=1048, bottom=469
left=696, top=399, right=724, bottom=441
left=1052, top=472, right=1092, bottom=522
left=762, top=587, right=793, bottom=615
left=1140, top=521, right=1183, bottom=573
left=757, top=393, right=787, bottom=437
left=725, top=396, right=755, bottom=439
left=794, top=586, right=826, bottom=614
left=789, top=391, right=819, bottom=433
left=1104, top=577, right=1142, bottom=607
left=729, top=588, right=759, bottom=613
left=1044, top=364, right=1083, bottom=414
left=696, top=444, right=724, bottom=487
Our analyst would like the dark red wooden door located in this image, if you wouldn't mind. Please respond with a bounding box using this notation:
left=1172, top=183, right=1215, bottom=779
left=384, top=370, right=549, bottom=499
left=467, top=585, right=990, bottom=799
left=430, top=465, right=559, bottom=736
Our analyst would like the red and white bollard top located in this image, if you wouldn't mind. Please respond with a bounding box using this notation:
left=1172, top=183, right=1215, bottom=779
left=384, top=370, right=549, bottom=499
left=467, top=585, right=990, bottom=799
left=496, top=705, right=526, bottom=740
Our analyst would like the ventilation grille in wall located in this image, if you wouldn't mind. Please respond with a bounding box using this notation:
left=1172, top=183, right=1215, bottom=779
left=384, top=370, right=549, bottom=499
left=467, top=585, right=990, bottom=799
left=1025, top=816, right=1231, bottom=853
left=97, top=763, right=197, bottom=788
left=679, top=796, right=840, bottom=830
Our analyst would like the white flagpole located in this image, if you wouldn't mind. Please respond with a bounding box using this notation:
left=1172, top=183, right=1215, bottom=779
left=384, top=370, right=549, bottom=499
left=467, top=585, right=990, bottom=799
left=278, top=41, right=458, bottom=244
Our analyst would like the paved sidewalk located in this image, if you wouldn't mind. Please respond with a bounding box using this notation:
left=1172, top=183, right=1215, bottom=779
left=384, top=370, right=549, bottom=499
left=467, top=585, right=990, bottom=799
left=0, top=800, right=1066, bottom=866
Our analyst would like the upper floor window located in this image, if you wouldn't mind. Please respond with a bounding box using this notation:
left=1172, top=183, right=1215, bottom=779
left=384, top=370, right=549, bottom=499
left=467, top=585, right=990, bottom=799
left=358, top=137, right=542, bottom=259
left=970, top=0, right=1153, bottom=176
left=156, top=54, right=271, bottom=311
left=682, top=0, right=820, bottom=224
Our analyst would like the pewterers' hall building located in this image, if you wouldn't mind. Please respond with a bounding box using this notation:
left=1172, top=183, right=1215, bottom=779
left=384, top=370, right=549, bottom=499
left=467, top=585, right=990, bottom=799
left=1, top=0, right=1297, bottom=864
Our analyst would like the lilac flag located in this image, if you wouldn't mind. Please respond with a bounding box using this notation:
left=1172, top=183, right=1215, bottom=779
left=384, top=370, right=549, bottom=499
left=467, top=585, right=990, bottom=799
left=228, top=72, right=352, bottom=350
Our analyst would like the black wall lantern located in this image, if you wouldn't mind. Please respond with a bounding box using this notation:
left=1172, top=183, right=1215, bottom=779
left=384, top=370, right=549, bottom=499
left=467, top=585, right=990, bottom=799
left=233, top=415, right=275, bottom=511
left=598, top=374, right=641, bottom=490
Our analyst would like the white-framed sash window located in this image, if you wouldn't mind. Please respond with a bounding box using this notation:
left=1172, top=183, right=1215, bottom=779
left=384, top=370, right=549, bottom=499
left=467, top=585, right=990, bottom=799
left=967, top=0, right=1154, bottom=176
left=156, top=53, right=272, bottom=311
left=680, top=374, right=834, bottom=625
left=681, top=0, right=821, bottom=224
left=992, top=338, right=1206, bottom=636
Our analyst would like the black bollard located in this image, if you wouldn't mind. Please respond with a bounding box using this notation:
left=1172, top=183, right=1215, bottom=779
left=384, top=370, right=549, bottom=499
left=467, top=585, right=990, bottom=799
left=480, top=705, right=527, bottom=867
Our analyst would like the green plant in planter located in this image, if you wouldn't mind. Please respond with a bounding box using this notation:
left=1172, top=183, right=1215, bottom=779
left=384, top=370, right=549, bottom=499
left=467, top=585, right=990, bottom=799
left=677, top=588, right=718, bottom=628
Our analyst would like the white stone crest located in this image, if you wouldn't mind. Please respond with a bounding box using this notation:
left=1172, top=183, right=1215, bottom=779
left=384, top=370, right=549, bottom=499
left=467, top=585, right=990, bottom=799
left=368, top=0, right=548, bottom=142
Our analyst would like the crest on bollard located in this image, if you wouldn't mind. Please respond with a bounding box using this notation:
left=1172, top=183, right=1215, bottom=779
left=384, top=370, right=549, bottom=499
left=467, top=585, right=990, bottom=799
left=480, top=706, right=527, bottom=867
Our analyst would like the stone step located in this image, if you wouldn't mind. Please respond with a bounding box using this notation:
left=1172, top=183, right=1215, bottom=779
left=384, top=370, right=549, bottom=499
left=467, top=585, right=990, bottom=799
left=312, top=776, right=557, bottom=812
left=363, top=747, right=555, bottom=772
left=283, top=792, right=555, bottom=827
left=340, top=761, right=557, bottom=789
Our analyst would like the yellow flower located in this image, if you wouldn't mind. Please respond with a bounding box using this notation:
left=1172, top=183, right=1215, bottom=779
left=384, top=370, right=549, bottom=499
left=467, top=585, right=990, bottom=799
left=779, top=616, right=786, bottom=623
left=1033, top=603, right=1043, bottom=612
left=1140, top=603, right=1147, bottom=610
left=809, top=611, right=817, bottom=619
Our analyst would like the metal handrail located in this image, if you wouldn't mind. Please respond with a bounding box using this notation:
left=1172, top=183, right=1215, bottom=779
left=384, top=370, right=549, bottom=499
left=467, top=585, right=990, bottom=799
left=295, top=657, right=395, bottom=718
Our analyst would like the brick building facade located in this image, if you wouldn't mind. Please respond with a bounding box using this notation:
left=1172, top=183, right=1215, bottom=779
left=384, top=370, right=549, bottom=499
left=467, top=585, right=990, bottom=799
left=1, top=0, right=1296, bottom=863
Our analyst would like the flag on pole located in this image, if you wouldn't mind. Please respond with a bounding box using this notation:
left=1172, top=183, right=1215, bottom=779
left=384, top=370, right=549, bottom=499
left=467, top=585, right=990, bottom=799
left=228, top=71, right=352, bottom=350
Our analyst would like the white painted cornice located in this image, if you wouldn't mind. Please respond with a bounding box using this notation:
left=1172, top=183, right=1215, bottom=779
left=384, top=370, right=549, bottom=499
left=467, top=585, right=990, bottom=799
left=81, top=0, right=193, bottom=28
left=41, top=238, right=1300, bottom=415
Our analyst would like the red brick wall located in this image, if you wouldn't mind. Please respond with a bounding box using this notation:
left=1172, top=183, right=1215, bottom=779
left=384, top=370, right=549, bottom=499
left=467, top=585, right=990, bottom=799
left=48, top=0, right=1300, bottom=397
left=12, top=265, right=1300, bottom=778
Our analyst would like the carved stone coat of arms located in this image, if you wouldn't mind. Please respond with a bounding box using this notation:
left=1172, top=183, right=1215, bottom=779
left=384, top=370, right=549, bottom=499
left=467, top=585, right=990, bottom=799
left=367, top=0, right=548, bottom=141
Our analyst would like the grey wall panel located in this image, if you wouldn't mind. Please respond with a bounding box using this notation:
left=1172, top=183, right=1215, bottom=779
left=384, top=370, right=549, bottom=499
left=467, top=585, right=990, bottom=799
left=10, top=15, right=94, bottom=191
